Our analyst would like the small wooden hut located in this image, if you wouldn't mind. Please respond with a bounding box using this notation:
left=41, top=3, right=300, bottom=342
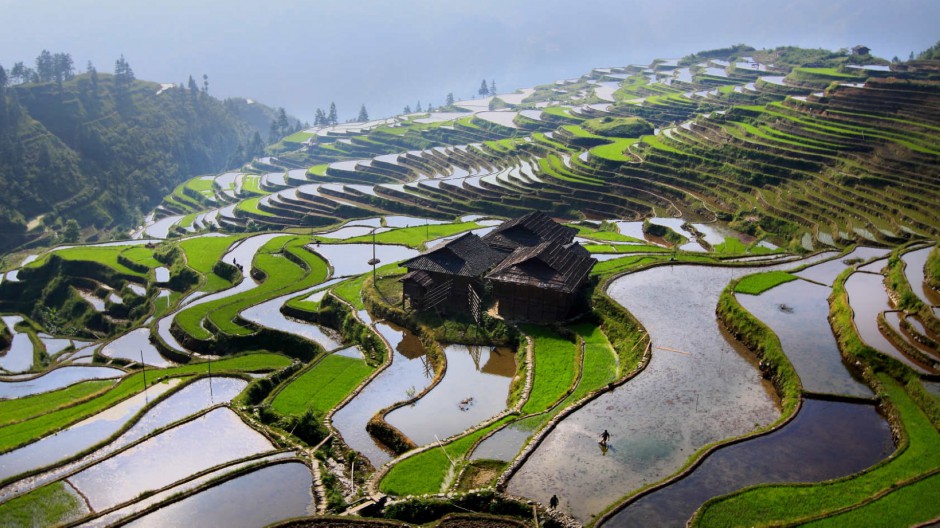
left=485, top=241, right=596, bottom=323
left=399, top=232, right=503, bottom=313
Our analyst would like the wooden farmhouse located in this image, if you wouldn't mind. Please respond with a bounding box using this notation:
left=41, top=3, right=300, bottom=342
left=399, top=212, right=597, bottom=323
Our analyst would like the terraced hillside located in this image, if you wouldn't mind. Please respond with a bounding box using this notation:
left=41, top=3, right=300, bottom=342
left=1, top=46, right=938, bottom=527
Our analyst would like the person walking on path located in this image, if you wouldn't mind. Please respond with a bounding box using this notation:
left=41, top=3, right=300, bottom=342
left=549, top=494, right=559, bottom=509
left=600, top=429, right=611, bottom=446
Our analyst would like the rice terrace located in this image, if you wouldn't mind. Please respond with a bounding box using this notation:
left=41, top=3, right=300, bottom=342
left=1, top=33, right=940, bottom=528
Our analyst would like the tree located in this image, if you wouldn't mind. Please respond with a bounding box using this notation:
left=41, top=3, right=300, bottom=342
left=415, top=100, right=422, bottom=112
left=52, top=52, right=74, bottom=85
left=327, top=102, right=338, bottom=125
left=187, top=75, right=198, bottom=94
left=114, top=55, right=135, bottom=97
left=314, top=108, right=326, bottom=126
left=426, top=102, right=433, bottom=112
left=63, top=219, right=80, bottom=243
left=269, top=120, right=280, bottom=143
left=276, top=107, right=290, bottom=135
left=403, top=105, right=412, bottom=114
left=36, top=50, right=54, bottom=83
left=446, top=92, right=455, bottom=106
left=10, top=62, right=33, bottom=84
left=202, top=74, right=209, bottom=94
left=490, top=79, right=496, bottom=95
left=479, top=79, right=489, bottom=96
left=357, top=104, right=369, bottom=122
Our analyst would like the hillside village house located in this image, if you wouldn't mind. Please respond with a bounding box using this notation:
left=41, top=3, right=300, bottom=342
left=399, top=212, right=596, bottom=323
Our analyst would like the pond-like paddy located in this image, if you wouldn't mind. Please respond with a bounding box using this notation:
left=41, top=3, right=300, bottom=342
left=0, top=316, right=36, bottom=373
left=902, top=246, right=940, bottom=306
left=100, top=328, right=174, bottom=367
left=795, top=246, right=889, bottom=286
left=240, top=286, right=342, bottom=351
left=68, top=407, right=272, bottom=512
left=122, top=460, right=315, bottom=528
left=737, top=279, right=871, bottom=398
left=0, top=380, right=180, bottom=484
left=386, top=345, right=514, bottom=445
left=602, top=399, right=892, bottom=527
left=308, top=243, right=418, bottom=278
left=331, top=323, right=432, bottom=467
left=845, top=271, right=933, bottom=374
left=507, top=254, right=832, bottom=521
left=0, top=366, right=123, bottom=399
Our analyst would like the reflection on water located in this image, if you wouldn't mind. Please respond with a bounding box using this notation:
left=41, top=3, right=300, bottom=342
left=308, top=243, right=419, bottom=277
left=123, top=461, right=315, bottom=528
left=331, top=323, right=431, bottom=467
left=902, top=246, right=940, bottom=306
left=0, top=380, right=179, bottom=483
left=603, top=399, right=893, bottom=527
left=240, top=286, right=342, bottom=351
left=100, top=328, right=174, bottom=368
left=795, top=247, right=888, bottom=286
left=0, top=378, right=245, bottom=501
left=0, top=366, right=122, bottom=399
left=508, top=254, right=833, bottom=521
left=737, top=279, right=871, bottom=398
left=69, top=407, right=272, bottom=512
left=845, top=272, right=932, bottom=374
left=0, top=315, right=34, bottom=373
left=386, top=345, right=514, bottom=445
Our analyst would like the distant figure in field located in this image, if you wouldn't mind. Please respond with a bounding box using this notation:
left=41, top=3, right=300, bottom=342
left=600, top=429, right=611, bottom=446
left=549, top=494, right=559, bottom=509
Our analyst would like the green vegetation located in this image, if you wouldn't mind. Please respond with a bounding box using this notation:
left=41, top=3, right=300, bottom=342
left=925, top=245, right=940, bottom=290
left=571, top=223, right=643, bottom=243
left=379, top=418, right=511, bottom=496
left=174, top=236, right=328, bottom=338
left=271, top=354, right=373, bottom=416
left=28, top=245, right=155, bottom=277
left=733, top=271, right=797, bottom=295
left=0, top=481, right=84, bottom=527
left=340, top=222, right=481, bottom=249
left=178, top=235, right=242, bottom=292
left=581, top=116, right=654, bottom=138
left=521, top=325, right=579, bottom=414
left=332, top=263, right=405, bottom=309
left=800, top=470, right=940, bottom=527
left=569, top=323, right=618, bottom=398
left=693, top=375, right=940, bottom=527
left=0, top=379, right=115, bottom=427
left=0, top=353, right=289, bottom=452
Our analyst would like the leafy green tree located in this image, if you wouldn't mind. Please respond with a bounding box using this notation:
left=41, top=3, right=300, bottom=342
left=403, top=105, right=412, bottom=114
left=36, top=50, right=54, bottom=83
left=269, top=119, right=280, bottom=143
left=63, top=219, right=80, bottom=243
left=314, top=108, right=326, bottom=126
left=478, top=79, right=489, bottom=96
left=114, top=55, right=135, bottom=99
left=415, top=100, right=422, bottom=112
left=10, top=62, right=33, bottom=84
left=202, top=73, right=209, bottom=94
left=490, top=79, right=496, bottom=95
left=277, top=107, right=290, bottom=134
left=328, top=102, right=338, bottom=125
left=446, top=92, right=454, bottom=106
left=357, top=104, right=369, bottom=122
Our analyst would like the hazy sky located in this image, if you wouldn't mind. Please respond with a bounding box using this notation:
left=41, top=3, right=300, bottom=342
left=1, top=0, right=937, bottom=122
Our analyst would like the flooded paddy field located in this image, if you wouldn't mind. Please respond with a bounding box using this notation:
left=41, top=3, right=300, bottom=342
left=331, top=323, right=433, bottom=467
left=507, top=254, right=832, bottom=521
left=602, top=399, right=893, bottom=527
left=386, top=344, right=515, bottom=446
left=0, top=366, right=123, bottom=400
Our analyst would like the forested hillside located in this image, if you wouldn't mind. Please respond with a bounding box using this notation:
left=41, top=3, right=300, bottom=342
left=0, top=55, right=296, bottom=253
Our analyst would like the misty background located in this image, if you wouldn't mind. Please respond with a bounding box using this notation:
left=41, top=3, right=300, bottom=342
left=1, top=0, right=937, bottom=123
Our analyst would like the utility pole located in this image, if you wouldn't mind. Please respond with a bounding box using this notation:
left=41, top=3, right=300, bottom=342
left=140, top=350, right=149, bottom=405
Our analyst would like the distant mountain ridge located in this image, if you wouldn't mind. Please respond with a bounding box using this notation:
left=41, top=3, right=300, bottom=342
left=0, top=71, right=294, bottom=253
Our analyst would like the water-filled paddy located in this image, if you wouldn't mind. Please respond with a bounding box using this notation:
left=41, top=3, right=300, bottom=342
left=240, top=287, right=342, bottom=351
left=0, top=366, right=123, bottom=399
left=68, top=407, right=272, bottom=512
left=844, top=271, right=932, bottom=374
left=122, top=461, right=315, bottom=528
left=307, top=243, right=418, bottom=277
left=902, top=246, right=940, bottom=306
left=0, top=380, right=180, bottom=483
left=602, top=399, right=892, bottom=527
left=0, top=315, right=35, bottom=373
left=795, top=247, right=889, bottom=286
left=100, top=328, right=173, bottom=367
left=331, top=323, right=432, bottom=467
left=737, top=279, right=871, bottom=398
left=386, top=345, right=514, bottom=445
left=508, top=254, right=832, bottom=520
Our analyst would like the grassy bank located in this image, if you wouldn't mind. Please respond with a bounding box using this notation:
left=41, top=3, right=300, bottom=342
left=271, top=354, right=374, bottom=416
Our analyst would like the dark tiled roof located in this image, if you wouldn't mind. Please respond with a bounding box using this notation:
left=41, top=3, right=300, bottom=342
left=399, top=270, right=435, bottom=288
left=485, top=241, right=596, bottom=293
left=399, top=232, right=504, bottom=277
left=483, top=211, right=577, bottom=253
